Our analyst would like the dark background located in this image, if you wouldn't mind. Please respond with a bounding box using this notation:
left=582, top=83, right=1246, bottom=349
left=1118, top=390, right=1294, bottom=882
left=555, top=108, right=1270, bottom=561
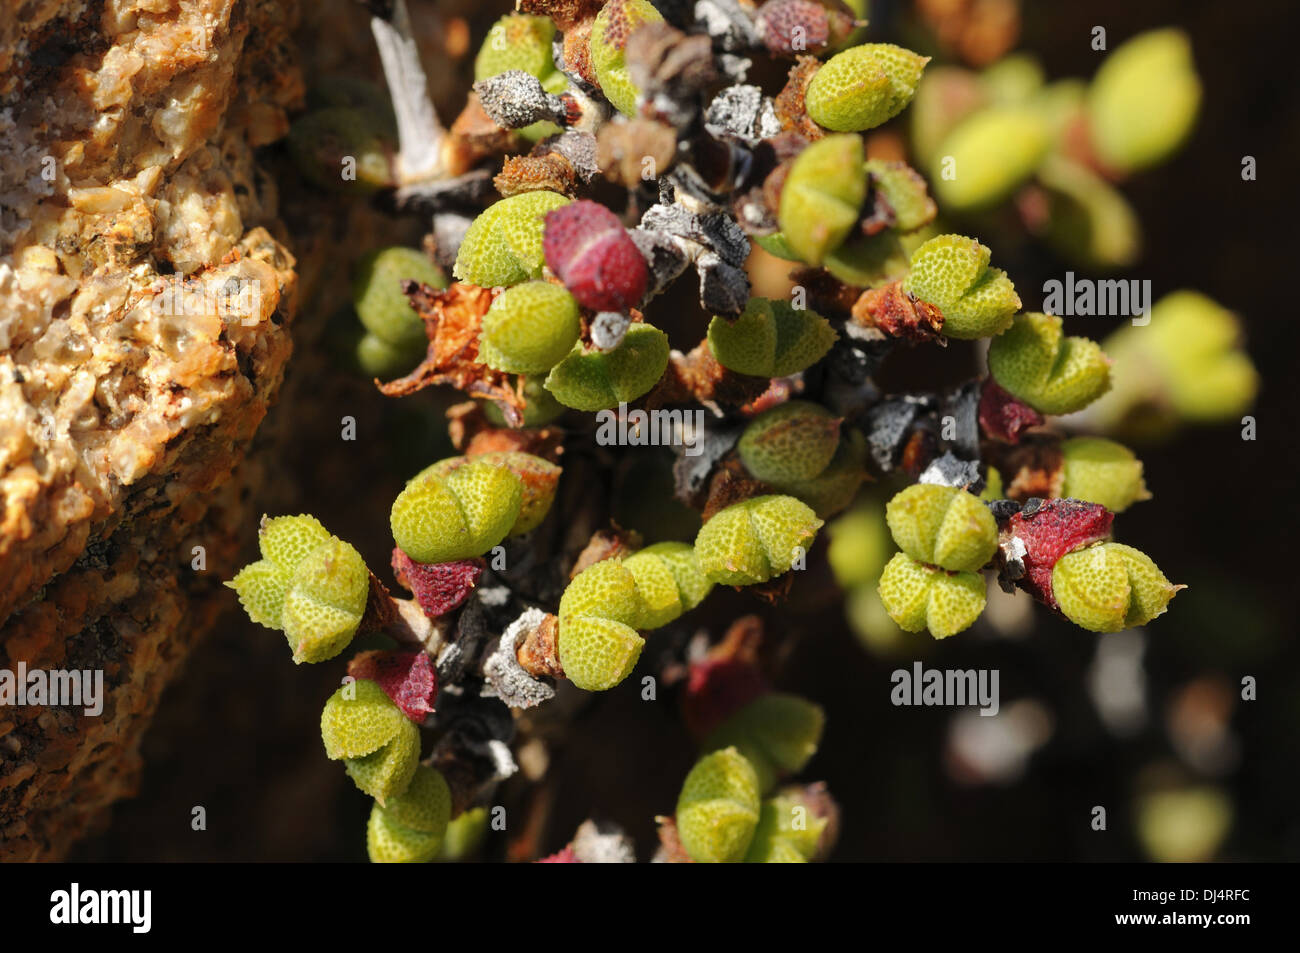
left=73, top=0, right=1299, bottom=862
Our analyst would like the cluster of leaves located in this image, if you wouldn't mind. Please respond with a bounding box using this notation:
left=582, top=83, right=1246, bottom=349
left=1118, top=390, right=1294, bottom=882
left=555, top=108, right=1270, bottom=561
left=235, top=0, right=1259, bottom=861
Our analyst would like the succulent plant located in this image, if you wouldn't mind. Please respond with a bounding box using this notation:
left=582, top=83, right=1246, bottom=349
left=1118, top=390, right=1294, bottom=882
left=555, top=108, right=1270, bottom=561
left=414, top=451, right=561, bottom=536
left=352, top=247, right=446, bottom=364
left=805, top=43, right=929, bottom=132
left=543, top=323, right=670, bottom=410
left=1051, top=542, right=1180, bottom=633
left=703, top=692, right=825, bottom=793
left=454, top=191, right=572, bottom=288
left=227, top=515, right=370, bottom=664
left=366, top=765, right=453, bottom=863
left=744, top=792, right=829, bottom=863
left=622, top=542, right=714, bottom=630
left=929, top=105, right=1051, bottom=210
left=589, top=0, right=665, bottom=116
left=877, top=552, right=987, bottom=639
left=286, top=107, right=394, bottom=193
left=902, top=234, right=1020, bottom=339
left=987, top=312, right=1112, bottom=415
left=1059, top=437, right=1150, bottom=513
left=1087, top=29, right=1201, bottom=174
left=675, top=747, right=762, bottom=863
left=707, top=298, right=838, bottom=378
left=321, top=679, right=421, bottom=803
left=477, top=281, right=582, bottom=374
left=738, top=401, right=842, bottom=485
left=557, top=558, right=650, bottom=691
left=777, top=134, right=866, bottom=265
left=695, top=495, right=823, bottom=586
left=885, top=483, right=998, bottom=572
left=390, top=459, right=525, bottom=564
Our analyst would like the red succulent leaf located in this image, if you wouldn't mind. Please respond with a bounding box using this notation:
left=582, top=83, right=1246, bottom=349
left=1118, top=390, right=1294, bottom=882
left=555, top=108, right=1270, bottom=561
left=348, top=650, right=438, bottom=723
left=543, top=200, right=648, bottom=311
left=979, top=378, right=1044, bottom=444
left=392, top=549, right=485, bottom=618
left=1004, top=499, right=1113, bottom=607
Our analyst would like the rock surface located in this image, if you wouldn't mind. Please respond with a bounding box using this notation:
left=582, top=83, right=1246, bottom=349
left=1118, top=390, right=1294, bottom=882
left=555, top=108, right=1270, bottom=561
left=0, top=0, right=302, bottom=860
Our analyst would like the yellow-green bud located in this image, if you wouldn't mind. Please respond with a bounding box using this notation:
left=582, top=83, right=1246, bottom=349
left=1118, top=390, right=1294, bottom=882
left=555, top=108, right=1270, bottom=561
left=352, top=247, right=445, bottom=352
left=542, top=323, right=670, bottom=411
left=744, top=793, right=828, bottom=863
left=1059, top=437, right=1150, bottom=513
left=707, top=298, right=838, bottom=378
left=453, top=191, right=571, bottom=288
left=738, top=401, right=842, bottom=486
left=694, top=495, right=823, bottom=586
left=987, top=312, right=1112, bottom=415
left=557, top=559, right=650, bottom=691
left=777, top=134, right=866, bottom=265
left=930, top=105, right=1050, bottom=211
left=885, top=484, right=998, bottom=572
left=675, top=747, right=762, bottom=863
left=877, top=552, right=986, bottom=639
left=1087, top=29, right=1200, bottom=174
left=805, top=43, right=929, bottom=132
left=704, top=693, right=825, bottom=794
left=902, top=234, right=1020, bottom=339
left=365, top=765, right=452, bottom=863
left=1051, top=542, right=1180, bottom=633
left=321, top=679, right=421, bottom=804
left=390, top=460, right=524, bottom=563
left=477, top=281, right=582, bottom=375
left=415, top=451, right=561, bottom=536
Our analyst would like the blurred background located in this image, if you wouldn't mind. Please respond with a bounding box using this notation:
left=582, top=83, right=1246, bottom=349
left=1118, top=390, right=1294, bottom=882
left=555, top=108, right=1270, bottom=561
left=73, top=0, right=1299, bottom=862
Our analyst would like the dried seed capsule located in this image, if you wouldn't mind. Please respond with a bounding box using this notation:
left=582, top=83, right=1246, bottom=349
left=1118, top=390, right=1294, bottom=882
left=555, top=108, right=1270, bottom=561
left=589, top=0, right=665, bottom=116
left=987, top=312, right=1112, bottom=415
left=543, top=200, right=649, bottom=311
left=694, top=495, right=823, bottom=586
left=390, top=460, right=525, bottom=564
left=805, top=43, right=928, bottom=132
left=675, top=747, right=762, bottom=863
left=352, top=247, right=446, bottom=352
left=622, top=542, right=714, bottom=629
left=1059, top=437, right=1150, bottom=513
left=930, top=105, right=1051, bottom=210
left=706, top=298, right=838, bottom=378
left=286, top=107, right=395, bottom=193
left=366, top=765, right=453, bottom=863
left=453, top=191, right=572, bottom=288
left=776, top=134, right=867, bottom=265
left=744, top=793, right=829, bottom=863
left=1087, top=29, right=1201, bottom=174
left=902, top=234, right=1020, bottom=340
left=738, top=400, right=841, bottom=486
left=475, top=14, right=567, bottom=141
left=876, top=552, right=986, bottom=639
left=416, top=451, right=561, bottom=535
left=557, top=559, right=650, bottom=691
left=703, top=693, right=825, bottom=794
left=542, top=323, right=670, bottom=411
left=227, top=515, right=370, bottom=664
left=1051, top=542, right=1180, bottom=633
left=321, top=679, right=421, bottom=804
left=477, top=281, right=581, bottom=374
left=884, top=484, right=997, bottom=572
